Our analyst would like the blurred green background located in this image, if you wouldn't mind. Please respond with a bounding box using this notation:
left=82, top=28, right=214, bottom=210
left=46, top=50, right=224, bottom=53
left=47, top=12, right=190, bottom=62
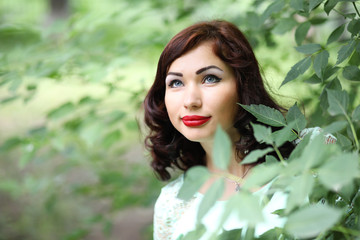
left=0, top=0, right=358, bottom=239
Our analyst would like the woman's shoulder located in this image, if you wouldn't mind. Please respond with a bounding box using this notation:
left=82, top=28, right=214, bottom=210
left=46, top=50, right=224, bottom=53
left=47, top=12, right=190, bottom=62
left=157, top=174, right=184, bottom=200
left=162, top=174, right=184, bottom=193
left=155, top=174, right=185, bottom=206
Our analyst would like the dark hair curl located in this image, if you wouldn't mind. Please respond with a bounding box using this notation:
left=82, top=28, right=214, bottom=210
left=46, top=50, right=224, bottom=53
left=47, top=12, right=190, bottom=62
left=144, top=20, right=294, bottom=181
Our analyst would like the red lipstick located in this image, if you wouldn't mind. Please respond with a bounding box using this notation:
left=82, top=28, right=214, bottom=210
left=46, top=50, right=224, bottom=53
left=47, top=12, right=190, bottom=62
left=181, top=115, right=211, bottom=127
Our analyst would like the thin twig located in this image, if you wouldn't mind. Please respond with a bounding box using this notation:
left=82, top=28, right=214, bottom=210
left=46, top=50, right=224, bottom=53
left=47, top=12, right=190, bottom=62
left=273, top=144, right=287, bottom=166
left=345, top=114, right=359, bottom=152
left=353, top=2, right=360, bottom=18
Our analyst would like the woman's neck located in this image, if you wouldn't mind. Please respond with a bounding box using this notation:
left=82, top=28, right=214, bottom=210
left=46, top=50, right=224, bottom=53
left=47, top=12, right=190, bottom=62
left=201, top=141, right=246, bottom=177
left=199, top=140, right=252, bottom=199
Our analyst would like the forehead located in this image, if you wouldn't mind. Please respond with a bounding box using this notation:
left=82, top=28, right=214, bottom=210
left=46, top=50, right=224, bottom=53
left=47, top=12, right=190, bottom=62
left=168, top=42, right=231, bottom=73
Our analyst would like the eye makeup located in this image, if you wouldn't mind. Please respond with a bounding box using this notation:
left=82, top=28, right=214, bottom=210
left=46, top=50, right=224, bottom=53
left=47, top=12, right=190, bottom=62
left=165, top=65, right=224, bottom=87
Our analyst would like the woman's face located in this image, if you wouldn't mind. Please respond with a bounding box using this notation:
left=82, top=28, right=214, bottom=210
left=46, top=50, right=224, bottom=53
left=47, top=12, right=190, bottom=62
left=165, top=41, right=240, bottom=143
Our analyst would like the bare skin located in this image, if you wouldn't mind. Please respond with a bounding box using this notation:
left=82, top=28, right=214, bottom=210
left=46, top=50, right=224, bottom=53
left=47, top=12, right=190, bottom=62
left=165, top=41, right=252, bottom=200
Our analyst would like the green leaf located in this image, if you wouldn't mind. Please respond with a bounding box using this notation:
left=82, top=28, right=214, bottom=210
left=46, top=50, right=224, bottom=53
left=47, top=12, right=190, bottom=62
left=342, top=65, right=360, bottom=81
left=352, top=191, right=360, bottom=215
left=1, top=95, right=19, bottom=104
left=297, top=135, right=333, bottom=170
left=26, top=84, right=37, bottom=91
left=323, top=66, right=340, bottom=80
left=352, top=105, right=360, bottom=121
left=344, top=13, right=357, bottom=19
left=347, top=19, right=360, bottom=36
left=213, top=126, right=231, bottom=170
left=295, top=21, right=311, bottom=46
left=349, top=49, right=360, bottom=66
left=240, top=104, right=286, bottom=127
left=281, top=56, right=312, bottom=86
left=47, top=102, right=76, bottom=120
left=336, top=39, right=356, bottom=65
left=251, top=123, right=273, bottom=144
left=304, top=74, right=322, bottom=84
left=286, top=103, right=307, bottom=133
left=285, top=204, right=342, bottom=238
left=309, top=17, right=327, bottom=25
left=290, top=0, right=305, bottom=11
left=272, top=123, right=298, bottom=146
left=242, top=147, right=273, bottom=164
left=218, top=229, right=242, bottom=239
left=244, top=227, right=255, bottom=240
left=309, top=0, right=324, bottom=11
left=323, top=120, right=348, bottom=133
left=258, top=228, right=282, bottom=240
left=327, top=24, right=345, bottom=45
left=197, top=179, right=224, bottom=222
left=180, top=224, right=206, bottom=240
left=289, top=134, right=311, bottom=160
left=318, top=152, right=360, bottom=191
left=326, top=89, right=349, bottom=116
left=295, top=43, right=322, bottom=54
left=226, top=191, right=264, bottom=226
left=102, top=130, right=121, bottom=148
left=337, top=183, right=356, bottom=203
left=19, top=146, right=36, bottom=169
left=286, top=173, right=315, bottom=213
left=265, top=155, right=278, bottom=164
left=246, top=12, right=261, bottom=30
left=242, top=163, right=281, bottom=190
left=178, top=166, right=210, bottom=201
left=8, top=73, right=22, bottom=93
left=272, top=18, right=298, bottom=35
left=0, top=137, right=23, bottom=152
left=319, top=77, right=342, bottom=112
left=261, top=0, right=285, bottom=22
left=0, top=71, right=16, bottom=87
left=106, top=111, right=126, bottom=125
left=78, top=96, right=101, bottom=105
left=313, top=50, right=329, bottom=78
left=336, top=133, right=352, bottom=150
left=79, top=120, right=104, bottom=146
left=125, top=120, right=138, bottom=131
left=324, top=0, right=339, bottom=15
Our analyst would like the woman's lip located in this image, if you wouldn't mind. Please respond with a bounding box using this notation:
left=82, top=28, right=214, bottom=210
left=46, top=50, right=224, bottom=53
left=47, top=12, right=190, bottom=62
left=181, top=115, right=211, bottom=127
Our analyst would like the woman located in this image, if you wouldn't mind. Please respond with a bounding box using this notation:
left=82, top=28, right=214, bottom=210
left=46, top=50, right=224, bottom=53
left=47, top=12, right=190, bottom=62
left=143, top=20, right=295, bottom=239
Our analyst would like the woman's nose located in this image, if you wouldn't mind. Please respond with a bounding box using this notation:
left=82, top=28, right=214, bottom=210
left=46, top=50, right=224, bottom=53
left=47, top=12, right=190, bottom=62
left=183, top=84, right=202, bottom=109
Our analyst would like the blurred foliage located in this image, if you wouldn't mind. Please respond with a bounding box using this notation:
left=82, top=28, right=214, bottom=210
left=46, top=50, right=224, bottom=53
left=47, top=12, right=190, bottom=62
left=0, top=0, right=359, bottom=239
left=178, top=0, right=360, bottom=239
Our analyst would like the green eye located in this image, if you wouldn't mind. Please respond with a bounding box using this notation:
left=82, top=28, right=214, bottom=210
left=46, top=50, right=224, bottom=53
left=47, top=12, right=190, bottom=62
left=203, top=75, right=221, bottom=84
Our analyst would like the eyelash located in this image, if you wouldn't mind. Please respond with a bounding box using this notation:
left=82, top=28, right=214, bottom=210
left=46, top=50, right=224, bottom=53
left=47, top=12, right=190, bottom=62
left=168, top=80, right=183, bottom=88
left=167, top=75, right=222, bottom=88
left=202, top=74, right=222, bottom=84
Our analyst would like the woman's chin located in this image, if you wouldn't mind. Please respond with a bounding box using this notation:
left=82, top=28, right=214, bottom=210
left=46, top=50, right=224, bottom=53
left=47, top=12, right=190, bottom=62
left=183, top=133, right=215, bottom=143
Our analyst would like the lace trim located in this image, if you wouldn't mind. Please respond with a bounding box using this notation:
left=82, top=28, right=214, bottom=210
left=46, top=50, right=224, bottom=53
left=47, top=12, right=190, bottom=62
left=153, top=176, right=198, bottom=240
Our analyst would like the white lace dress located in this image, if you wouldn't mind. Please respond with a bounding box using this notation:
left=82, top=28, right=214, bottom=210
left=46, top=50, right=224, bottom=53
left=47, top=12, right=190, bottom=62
left=153, top=128, right=337, bottom=239
left=153, top=174, right=287, bottom=240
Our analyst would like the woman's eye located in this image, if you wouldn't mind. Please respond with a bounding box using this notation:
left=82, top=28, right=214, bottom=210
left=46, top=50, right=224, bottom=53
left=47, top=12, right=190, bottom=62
left=203, top=75, right=221, bottom=84
left=168, top=80, right=184, bottom=88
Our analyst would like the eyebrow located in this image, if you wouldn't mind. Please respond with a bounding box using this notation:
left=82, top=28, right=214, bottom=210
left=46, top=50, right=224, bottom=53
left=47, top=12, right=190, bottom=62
left=167, top=65, right=223, bottom=77
left=196, top=65, right=223, bottom=74
left=167, top=72, right=183, bottom=77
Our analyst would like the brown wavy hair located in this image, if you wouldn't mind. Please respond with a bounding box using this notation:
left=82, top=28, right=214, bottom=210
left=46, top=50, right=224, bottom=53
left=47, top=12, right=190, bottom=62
left=144, top=20, right=294, bottom=181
